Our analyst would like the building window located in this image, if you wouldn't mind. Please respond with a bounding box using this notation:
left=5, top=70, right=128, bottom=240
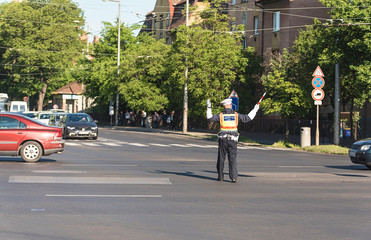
left=232, top=0, right=236, bottom=5
left=254, top=16, right=259, bottom=35
left=241, top=12, right=247, bottom=27
left=160, top=33, right=163, bottom=39
left=273, top=11, right=280, bottom=32
left=242, top=0, right=248, bottom=2
left=166, top=13, right=170, bottom=27
left=160, top=14, right=163, bottom=29
left=153, top=16, right=157, bottom=31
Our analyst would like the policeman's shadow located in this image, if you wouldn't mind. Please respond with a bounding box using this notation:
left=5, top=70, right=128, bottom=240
left=152, top=170, right=217, bottom=181
left=203, top=170, right=255, bottom=178
left=152, top=170, right=255, bottom=182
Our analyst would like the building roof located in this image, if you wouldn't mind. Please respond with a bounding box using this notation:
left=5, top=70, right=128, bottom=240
left=52, top=81, right=83, bottom=95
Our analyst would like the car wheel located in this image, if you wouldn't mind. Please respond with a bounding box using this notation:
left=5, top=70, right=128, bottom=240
left=366, top=165, right=371, bottom=170
left=20, top=141, right=42, bottom=163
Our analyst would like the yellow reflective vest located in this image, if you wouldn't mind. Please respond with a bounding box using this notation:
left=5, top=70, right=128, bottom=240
left=220, top=112, right=238, bottom=132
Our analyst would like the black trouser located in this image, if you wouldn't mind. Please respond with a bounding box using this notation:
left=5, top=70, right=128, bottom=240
left=217, top=138, right=238, bottom=180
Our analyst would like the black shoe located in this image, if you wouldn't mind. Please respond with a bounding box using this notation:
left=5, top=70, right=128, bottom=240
left=217, top=177, right=224, bottom=181
left=231, top=179, right=237, bottom=183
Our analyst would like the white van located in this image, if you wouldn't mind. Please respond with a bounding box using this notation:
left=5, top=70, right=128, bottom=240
left=9, top=101, right=28, bottom=112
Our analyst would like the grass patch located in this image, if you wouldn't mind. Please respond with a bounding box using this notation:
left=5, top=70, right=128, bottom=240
left=272, top=140, right=300, bottom=149
left=271, top=140, right=349, bottom=155
left=302, top=145, right=349, bottom=155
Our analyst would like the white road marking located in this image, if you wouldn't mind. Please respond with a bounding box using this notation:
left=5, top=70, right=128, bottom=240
left=81, top=142, right=101, bottom=147
left=186, top=144, right=211, bottom=148
left=61, top=164, right=137, bottom=167
left=238, top=146, right=268, bottom=150
left=65, top=142, right=80, bottom=146
left=32, top=170, right=87, bottom=174
left=149, top=143, right=171, bottom=147
left=9, top=176, right=172, bottom=185
left=45, top=194, right=162, bottom=198
left=170, top=144, right=191, bottom=147
left=126, top=143, right=148, bottom=147
left=101, top=142, right=123, bottom=146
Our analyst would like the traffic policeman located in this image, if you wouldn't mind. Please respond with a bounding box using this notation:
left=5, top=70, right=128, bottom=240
left=207, top=98, right=259, bottom=182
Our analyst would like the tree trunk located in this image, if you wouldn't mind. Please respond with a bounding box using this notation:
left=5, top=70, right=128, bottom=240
left=350, top=98, right=354, bottom=140
left=285, top=118, right=289, bottom=141
left=37, top=81, right=47, bottom=111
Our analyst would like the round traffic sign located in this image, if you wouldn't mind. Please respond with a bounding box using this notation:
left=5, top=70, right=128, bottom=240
left=312, top=77, right=325, bottom=89
left=23, top=96, right=28, bottom=102
left=312, top=89, right=325, bottom=101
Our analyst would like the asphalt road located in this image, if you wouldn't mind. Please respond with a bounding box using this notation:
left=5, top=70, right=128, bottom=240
left=0, top=128, right=370, bottom=240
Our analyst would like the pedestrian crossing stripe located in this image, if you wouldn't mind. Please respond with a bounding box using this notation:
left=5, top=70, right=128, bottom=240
left=64, top=140, right=271, bottom=151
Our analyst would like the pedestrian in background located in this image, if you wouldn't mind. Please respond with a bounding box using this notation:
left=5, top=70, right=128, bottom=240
left=206, top=98, right=260, bottom=183
left=169, top=110, right=175, bottom=130
left=162, top=110, right=168, bottom=130
left=141, top=110, right=147, bottom=128
left=119, top=111, right=124, bottom=126
left=125, top=110, right=130, bottom=126
left=152, top=111, right=159, bottom=129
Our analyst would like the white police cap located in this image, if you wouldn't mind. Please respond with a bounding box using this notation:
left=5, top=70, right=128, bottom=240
left=221, top=98, right=232, bottom=106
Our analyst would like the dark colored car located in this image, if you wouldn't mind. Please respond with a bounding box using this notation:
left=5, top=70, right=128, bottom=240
left=0, top=113, right=64, bottom=162
left=60, top=113, right=98, bottom=139
left=349, top=138, right=371, bottom=169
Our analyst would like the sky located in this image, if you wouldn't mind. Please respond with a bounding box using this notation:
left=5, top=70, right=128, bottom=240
left=0, top=0, right=157, bottom=40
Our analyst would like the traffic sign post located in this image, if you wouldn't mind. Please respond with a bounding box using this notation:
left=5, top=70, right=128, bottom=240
left=229, top=90, right=239, bottom=111
left=312, top=66, right=325, bottom=146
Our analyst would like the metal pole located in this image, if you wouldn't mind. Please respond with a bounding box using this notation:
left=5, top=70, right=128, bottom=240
left=182, top=0, right=189, bottom=133
left=316, top=104, right=319, bottom=145
left=334, top=63, right=340, bottom=145
left=115, top=1, right=121, bottom=126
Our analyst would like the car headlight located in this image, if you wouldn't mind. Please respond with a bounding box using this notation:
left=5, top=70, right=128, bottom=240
left=91, top=127, right=98, bottom=130
left=360, top=144, right=371, bottom=151
left=67, top=126, right=75, bottom=130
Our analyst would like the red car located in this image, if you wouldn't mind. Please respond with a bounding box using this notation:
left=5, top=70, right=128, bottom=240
left=0, top=113, right=64, bottom=162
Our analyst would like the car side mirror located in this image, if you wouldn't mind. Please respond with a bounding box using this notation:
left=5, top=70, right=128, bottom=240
left=94, top=120, right=98, bottom=124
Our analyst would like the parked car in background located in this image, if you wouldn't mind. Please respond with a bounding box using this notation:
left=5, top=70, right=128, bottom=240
left=60, top=113, right=98, bottom=139
left=48, top=112, right=66, bottom=127
left=349, top=138, right=371, bottom=169
left=37, top=111, right=52, bottom=125
left=21, top=111, right=39, bottom=119
left=0, top=113, right=64, bottom=162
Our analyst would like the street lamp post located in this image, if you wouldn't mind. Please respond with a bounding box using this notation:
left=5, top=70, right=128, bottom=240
left=104, top=0, right=121, bottom=126
left=182, top=0, right=189, bottom=133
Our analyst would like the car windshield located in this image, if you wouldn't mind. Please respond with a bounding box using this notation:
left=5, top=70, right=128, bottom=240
left=39, top=113, right=51, bottom=119
left=67, top=114, right=93, bottom=122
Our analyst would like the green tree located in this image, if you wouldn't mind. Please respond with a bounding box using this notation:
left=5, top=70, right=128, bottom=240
left=291, top=0, right=371, bottom=138
left=260, top=50, right=312, bottom=139
left=81, top=23, right=169, bottom=114
left=165, top=0, right=261, bottom=120
left=0, top=0, right=85, bottom=110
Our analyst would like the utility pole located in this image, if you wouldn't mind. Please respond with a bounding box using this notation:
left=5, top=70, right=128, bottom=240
left=182, top=0, right=189, bottom=133
left=334, top=63, right=340, bottom=145
left=103, top=0, right=121, bottom=126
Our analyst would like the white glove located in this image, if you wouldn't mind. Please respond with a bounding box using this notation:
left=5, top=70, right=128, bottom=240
left=206, top=99, right=212, bottom=119
left=247, top=104, right=259, bottom=120
left=206, top=99, right=211, bottom=108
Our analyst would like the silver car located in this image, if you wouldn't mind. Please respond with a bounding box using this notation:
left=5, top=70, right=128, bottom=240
left=349, top=138, right=371, bottom=169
